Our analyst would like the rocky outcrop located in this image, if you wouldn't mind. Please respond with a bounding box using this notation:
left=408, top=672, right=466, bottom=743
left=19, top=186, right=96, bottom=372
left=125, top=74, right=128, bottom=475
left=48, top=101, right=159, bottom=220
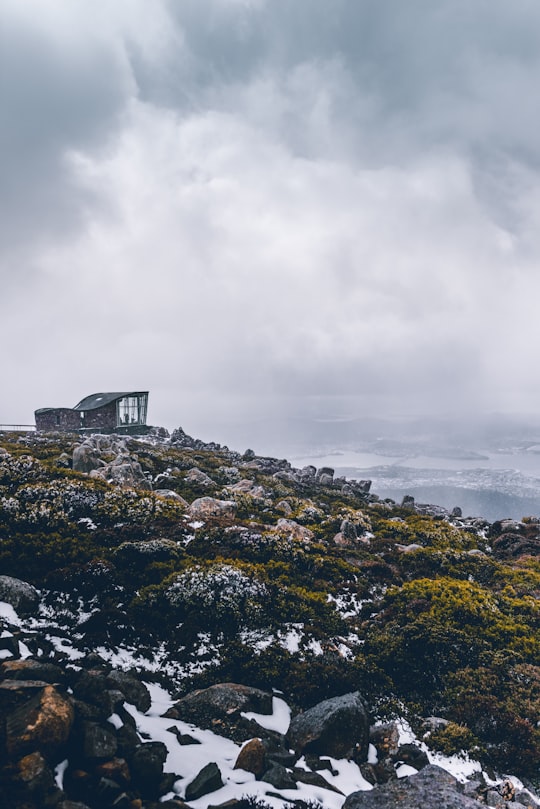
left=72, top=442, right=105, bottom=474
left=343, top=764, right=482, bottom=808
left=90, top=453, right=151, bottom=490
left=286, top=691, right=370, bottom=760
left=0, top=576, right=40, bottom=615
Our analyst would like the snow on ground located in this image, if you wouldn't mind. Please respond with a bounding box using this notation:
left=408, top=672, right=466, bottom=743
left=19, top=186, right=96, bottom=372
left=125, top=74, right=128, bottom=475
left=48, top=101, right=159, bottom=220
left=241, top=696, right=291, bottom=734
left=1, top=601, right=528, bottom=806
left=124, top=681, right=373, bottom=809
left=0, top=601, right=21, bottom=625
left=395, top=719, right=484, bottom=783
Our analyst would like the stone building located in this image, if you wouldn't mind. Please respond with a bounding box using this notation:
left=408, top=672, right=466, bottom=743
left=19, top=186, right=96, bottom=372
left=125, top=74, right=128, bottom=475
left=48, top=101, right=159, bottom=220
left=35, top=392, right=149, bottom=434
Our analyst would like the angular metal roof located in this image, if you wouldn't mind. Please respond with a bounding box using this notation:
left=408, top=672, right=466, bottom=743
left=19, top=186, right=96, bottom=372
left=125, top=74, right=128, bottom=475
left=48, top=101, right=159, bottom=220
left=73, top=392, right=148, bottom=411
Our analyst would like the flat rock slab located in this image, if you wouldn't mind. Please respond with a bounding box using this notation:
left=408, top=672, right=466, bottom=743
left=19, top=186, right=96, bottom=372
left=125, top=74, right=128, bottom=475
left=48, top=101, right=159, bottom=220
left=343, top=765, right=483, bottom=809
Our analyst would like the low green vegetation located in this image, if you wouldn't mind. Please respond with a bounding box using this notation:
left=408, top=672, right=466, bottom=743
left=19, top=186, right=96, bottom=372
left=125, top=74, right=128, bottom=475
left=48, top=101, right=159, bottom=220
left=0, top=431, right=539, bottom=779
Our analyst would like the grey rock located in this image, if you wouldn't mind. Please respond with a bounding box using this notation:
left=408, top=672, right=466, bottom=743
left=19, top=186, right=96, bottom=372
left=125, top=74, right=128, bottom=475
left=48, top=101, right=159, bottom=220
left=286, top=691, right=370, bottom=760
left=131, top=741, right=168, bottom=786
left=185, top=762, right=223, bottom=801
left=154, top=489, right=189, bottom=506
left=72, top=442, right=105, bottom=473
left=262, top=764, right=297, bottom=790
left=166, top=683, right=273, bottom=728
left=106, top=670, right=151, bottom=713
left=343, top=765, right=481, bottom=808
left=186, top=467, right=215, bottom=486
left=316, top=467, right=334, bottom=484
left=0, top=576, right=40, bottom=615
left=188, top=497, right=237, bottom=520
left=392, top=743, right=430, bottom=769
left=515, top=790, right=540, bottom=807
left=91, top=456, right=152, bottom=490
left=293, top=768, right=343, bottom=793
left=80, top=721, right=118, bottom=761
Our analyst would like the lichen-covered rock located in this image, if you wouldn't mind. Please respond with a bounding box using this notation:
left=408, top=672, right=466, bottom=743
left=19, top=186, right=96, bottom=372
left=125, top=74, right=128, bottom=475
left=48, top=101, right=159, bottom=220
left=91, top=455, right=152, bottom=490
left=6, top=685, right=74, bottom=760
left=164, top=683, right=273, bottom=741
left=188, top=497, right=237, bottom=520
left=186, top=467, right=215, bottom=486
left=166, top=682, right=272, bottom=722
left=273, top=518, right=314, bottom=542
left=1, top=659, right=65, bottom=684
left=343, top=765, right=482, bottom=808
left=0, top=575, right=40, bottom=615
left=72, top=442, right=105, bottom=474
left=154, top=489, right=189, bottom=506
left=286, top=691, right=370, bottom=760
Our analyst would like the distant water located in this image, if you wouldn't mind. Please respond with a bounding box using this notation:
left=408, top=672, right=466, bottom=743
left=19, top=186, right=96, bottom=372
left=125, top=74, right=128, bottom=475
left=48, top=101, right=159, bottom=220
left=292, top=449, right=540, bottom=522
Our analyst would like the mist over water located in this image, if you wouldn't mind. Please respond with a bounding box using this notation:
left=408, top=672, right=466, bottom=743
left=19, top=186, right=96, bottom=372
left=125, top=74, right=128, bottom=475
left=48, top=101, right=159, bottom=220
left=213, top=411, right=540, bottom=522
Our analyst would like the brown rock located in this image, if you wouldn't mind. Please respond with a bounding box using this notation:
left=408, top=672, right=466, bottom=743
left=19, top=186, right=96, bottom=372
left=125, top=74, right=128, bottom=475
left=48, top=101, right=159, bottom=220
left=95, top=756, right=131, bottom=785
left=234, top=738, right=266, bottom=778
left=188, top=497, right=237, bottom=521
left=370, top=722, right=400, bottom=758
left=274, top=519, right=314, bottom=541
left=6, top=684, right=74, bottom=760
left=1, top=659, right=65, bottom=684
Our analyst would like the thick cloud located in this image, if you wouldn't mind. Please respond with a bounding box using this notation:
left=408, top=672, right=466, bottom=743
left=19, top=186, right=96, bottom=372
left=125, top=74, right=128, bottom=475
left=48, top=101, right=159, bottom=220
left=2, top=0, right=540, bottom=445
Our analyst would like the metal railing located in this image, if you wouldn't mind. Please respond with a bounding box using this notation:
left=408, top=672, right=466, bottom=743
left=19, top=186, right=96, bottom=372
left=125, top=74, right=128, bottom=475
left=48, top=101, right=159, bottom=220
left=0, top=424, right=36, bottom=432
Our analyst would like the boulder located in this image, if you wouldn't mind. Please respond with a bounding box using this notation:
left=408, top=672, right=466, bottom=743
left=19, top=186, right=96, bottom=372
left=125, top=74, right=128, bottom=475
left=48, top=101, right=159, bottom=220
left=164, top=683, right=273, bottom=741
left=286, top=692, right=370, bottom=760
left=186, top=467, right=215, bottom=486
left=316, top=467, right=334, bottom=485
left=154, top=489, right=189, bottom=506
left=91, top=456, right=152, bottom=490
left=106, top=670, right=151, bottom=713
left=6, top=685, right=74, bottom=760
left=343, top=764, right=481, bottom=808
left=370, top=722, right=400, bottom=758
left=185, top=762, right=223, bottom=801
left=0, top=576, right=40, bottom=615
left=392, top=743, right=430, bottom=770
left=188, top=497, right=237, bottom=521
left=166, top=682, right=272, bottom=722
left=234, top=738, right=267, bottom=778
left=274, top=519, right=314, bottom=542
left=1, top=659, right=65, bottom=684
left=8, top=751, right=62, bottom=805
left=130, top=741, right=168, bottom=787
left=79, top=721, right=118, bottom=761
left=72, top=443, right=105, bottom=473
left=262, top=764, right=296, bottom=790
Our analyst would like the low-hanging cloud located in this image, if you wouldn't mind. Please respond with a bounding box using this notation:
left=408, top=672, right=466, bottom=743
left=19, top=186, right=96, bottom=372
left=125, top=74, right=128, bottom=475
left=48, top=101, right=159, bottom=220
left=2, top=0, right=540, bottom=443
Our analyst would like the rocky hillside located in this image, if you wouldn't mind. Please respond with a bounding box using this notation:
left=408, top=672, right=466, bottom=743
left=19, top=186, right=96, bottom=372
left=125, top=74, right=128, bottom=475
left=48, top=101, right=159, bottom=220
left=0, top=427, right=539, bottom=808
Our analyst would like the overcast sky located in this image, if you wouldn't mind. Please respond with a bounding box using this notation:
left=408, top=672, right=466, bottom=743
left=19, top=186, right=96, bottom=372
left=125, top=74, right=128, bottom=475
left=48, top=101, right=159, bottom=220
left=2, top=0, right=540, bottom=446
